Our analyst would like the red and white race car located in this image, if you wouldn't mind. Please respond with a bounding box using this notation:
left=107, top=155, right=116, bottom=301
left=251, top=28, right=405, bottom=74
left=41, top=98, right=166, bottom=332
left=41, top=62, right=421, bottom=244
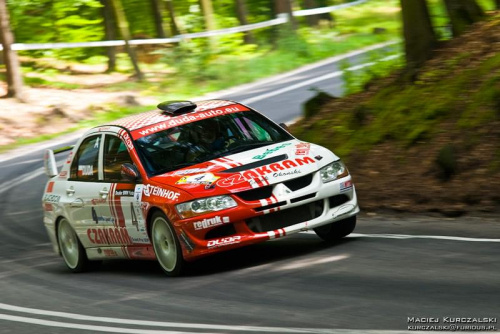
left=43, top=100, right=359, bottom=276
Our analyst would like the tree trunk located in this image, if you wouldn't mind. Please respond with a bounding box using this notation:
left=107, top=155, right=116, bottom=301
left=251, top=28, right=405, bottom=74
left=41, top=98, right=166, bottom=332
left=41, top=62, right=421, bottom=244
left=400, top=0, right=437, bottom=73
left=442, top=0, right=484, bottom=37
left=275, top=0, right=297, bottom=30
left=101, top=0, right=117, bottom=72
left=496, top=0, right=500, bottom=10
left=164, top=0, right=180, bottom=36
left=200, top=0, right=216, bottom=47
left=109, top=0, right=143, bottom=81
left=304, top=0, right=319, bottom=27
left=235, top=0, right=255, bottom=44
left=151, top=0, right=165, bottom=38
left=0, top=0, right=24, bottom=101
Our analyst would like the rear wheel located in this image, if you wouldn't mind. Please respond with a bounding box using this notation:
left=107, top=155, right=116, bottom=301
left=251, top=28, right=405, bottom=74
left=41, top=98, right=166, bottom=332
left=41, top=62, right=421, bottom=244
left=314, top=216, right=356, bottom=242
left=151, top=212, right=184, bottom=276
left=57, top=218, right=90, bottom=272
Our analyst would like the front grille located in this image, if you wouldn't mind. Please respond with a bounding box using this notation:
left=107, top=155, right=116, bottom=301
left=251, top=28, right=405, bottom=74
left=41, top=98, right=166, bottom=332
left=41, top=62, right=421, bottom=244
left=204, top=223, right=236, bottom=240
left=247, top=200, right=324, bottom=233
left=254, top=201, right=287, bottom=212
left=290, top=193, right=316, bottom=204
left=235, top=186, right=273, bottom=201
left=283, top=173, right=313, bottom=191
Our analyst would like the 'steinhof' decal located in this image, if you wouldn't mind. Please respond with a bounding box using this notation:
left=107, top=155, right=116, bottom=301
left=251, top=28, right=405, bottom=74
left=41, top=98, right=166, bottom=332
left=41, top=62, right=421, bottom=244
left=143, top=184, right=180, bottom=201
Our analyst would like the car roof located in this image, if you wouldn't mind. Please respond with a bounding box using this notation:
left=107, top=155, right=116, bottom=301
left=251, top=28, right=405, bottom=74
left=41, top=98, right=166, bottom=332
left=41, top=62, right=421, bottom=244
left=107, top=99, right=241, bottom=132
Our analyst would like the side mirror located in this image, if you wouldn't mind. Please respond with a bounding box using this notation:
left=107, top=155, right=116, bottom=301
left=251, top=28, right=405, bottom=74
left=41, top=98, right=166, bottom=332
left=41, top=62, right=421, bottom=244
left=121, top=163, right=141, bottom=183
left=279, top=122, right=290, bottom=133
left=44, top=149, right=58, bottom=177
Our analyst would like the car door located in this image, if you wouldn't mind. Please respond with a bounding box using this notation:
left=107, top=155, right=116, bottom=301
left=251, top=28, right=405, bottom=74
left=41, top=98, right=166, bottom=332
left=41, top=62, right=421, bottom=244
left=102, top=134, right=150, bottom=247
left=64, top=134, right=113, bottom=248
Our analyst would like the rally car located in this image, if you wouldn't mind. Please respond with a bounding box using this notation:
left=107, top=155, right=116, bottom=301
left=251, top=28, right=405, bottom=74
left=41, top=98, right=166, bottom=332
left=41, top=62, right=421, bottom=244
left=42, top=100, right=359, bottom=276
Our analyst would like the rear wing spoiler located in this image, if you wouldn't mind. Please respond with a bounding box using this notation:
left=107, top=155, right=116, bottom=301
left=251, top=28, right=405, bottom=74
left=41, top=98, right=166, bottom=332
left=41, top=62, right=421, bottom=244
left=43, top=146, right=74, bottom=177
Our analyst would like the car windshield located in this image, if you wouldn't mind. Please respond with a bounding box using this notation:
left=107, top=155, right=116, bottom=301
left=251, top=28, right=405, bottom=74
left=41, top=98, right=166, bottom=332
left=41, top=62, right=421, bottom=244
left=135, top=110, right=294, bottom=176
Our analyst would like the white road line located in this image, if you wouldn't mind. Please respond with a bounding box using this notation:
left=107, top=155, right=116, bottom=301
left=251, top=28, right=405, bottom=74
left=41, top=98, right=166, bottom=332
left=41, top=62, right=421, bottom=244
left=241, top=54, right=401, bottom=105
left=0, top=313, right=433, bottom=334
left=0, top=313, right=218, bottom=334
left=302, top=231, right=500, bottom=242
left=276, top=255, right=349, bottom=271
left=0, top=161, right=64, bottom=195
left=0, top=167, right=45, bottom=195
left=204, top=40, right=399, bottom=101
left=0, top=303, right=329, bottom=333
left=347, top=233, right=500, bottom=243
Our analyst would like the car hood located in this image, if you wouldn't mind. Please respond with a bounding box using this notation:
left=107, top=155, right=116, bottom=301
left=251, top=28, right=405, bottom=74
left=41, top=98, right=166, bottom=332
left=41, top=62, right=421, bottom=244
left=150, top=139, right=338, bottom=197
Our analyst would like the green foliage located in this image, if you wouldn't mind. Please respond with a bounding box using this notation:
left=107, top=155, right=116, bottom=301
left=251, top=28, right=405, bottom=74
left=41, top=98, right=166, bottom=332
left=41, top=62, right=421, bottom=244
left=8, top=0, right=104, bottom=60
left=293, top=42, right=500, bottom=162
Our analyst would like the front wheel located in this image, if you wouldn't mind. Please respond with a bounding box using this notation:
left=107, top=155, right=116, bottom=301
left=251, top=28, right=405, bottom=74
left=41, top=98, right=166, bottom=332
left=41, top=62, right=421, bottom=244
left=314, top=216, right=356, bottom=242
left=151, top=212, right=185, bottom=276
left=57, top=218, right=91, bottom=272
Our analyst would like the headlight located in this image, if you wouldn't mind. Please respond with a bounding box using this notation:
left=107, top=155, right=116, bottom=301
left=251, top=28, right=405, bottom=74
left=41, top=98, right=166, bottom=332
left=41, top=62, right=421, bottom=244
left=320, top=160, right=349, bottom=183
left=176, top=195, right=237, bottom=219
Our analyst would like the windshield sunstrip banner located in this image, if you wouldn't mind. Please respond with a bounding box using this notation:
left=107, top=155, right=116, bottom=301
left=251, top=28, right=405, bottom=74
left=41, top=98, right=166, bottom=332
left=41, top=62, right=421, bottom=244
left=130, top=103, right=249, bottom=140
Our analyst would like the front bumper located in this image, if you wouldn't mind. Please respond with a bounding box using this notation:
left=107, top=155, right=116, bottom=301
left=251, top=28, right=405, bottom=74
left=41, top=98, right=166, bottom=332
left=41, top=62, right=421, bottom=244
left=176, top=173, right=359, bottom=261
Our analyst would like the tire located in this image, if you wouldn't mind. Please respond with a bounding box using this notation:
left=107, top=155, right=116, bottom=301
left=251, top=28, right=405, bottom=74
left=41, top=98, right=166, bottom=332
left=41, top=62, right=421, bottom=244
left=314, top=216, right=356, bottom=242
left=57, top=218, right=90, bottom=273
left=151, top=212, right=184, bottom=276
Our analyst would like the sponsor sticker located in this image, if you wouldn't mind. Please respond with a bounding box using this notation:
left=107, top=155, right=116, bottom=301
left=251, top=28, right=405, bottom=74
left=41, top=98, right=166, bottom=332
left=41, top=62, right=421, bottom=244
left=78, top=165, right=93, bottom=176
left=207, top=236, right=241, bottom=248
left=143, top=184, right=180, bottom=201
left=340, top=180, right=353, bottom=193
left=241, top=157, right=315, bottom=179
left=172, top=167, right=212, bottom=176
left=87, top=227, right=132, bottom=245
left=193, top=216, right=230, bottom=230
left=66, top=151, right=73, bottom=164
left=217, top=174, right=247, bottom=187
left=253, top=143, right=292, bottom=160
left=132, top=104, right=248, bottom=139
left=43, top=194, right=60, bottom=203
left=103, top=249, right=118, bottom=257
left=273, top=169, right=301, bottom=178
left=176, top=173, right=220, bottom=186
left=122, top=133, right=134, bottom=151
left=115, top=189, right=134, bottom=197
left=295, top=143, right=311, bottom=156
left=91, top=207, right=116, bottom=224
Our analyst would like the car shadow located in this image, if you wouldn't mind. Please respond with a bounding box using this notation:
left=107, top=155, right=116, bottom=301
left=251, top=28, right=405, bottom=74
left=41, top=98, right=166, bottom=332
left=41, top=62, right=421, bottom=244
left=40, top=234, right=357, bottom=278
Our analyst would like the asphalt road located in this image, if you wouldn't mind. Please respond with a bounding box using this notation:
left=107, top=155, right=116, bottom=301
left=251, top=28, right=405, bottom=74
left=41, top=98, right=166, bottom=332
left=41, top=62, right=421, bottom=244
left=0, top=43, right=499, bottom=334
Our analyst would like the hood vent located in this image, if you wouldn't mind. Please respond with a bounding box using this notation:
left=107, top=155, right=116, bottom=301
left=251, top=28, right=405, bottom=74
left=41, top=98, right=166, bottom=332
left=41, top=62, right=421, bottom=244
left=222, top=154, right=288, bottom=173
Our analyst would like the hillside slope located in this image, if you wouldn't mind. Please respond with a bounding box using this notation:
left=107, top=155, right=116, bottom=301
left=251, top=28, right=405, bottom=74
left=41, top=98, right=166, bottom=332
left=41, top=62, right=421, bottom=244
left=292, top=15, right=500, bottom=216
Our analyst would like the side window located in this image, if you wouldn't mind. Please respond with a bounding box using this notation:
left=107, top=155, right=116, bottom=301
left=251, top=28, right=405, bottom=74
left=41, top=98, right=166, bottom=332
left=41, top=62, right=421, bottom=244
left=70, top=135, right=101, bottom=181
left=103, top=135, right=133, bottom=182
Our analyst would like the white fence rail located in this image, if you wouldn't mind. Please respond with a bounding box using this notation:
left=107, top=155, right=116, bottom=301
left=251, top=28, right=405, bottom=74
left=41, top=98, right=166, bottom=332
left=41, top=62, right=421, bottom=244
left=0, top=0, right=367, bottom=51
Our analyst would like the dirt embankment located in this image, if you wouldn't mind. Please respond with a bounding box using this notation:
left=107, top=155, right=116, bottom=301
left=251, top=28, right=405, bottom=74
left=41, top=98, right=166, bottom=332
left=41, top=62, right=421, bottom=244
left=293, top=16, right=500, bottom=216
